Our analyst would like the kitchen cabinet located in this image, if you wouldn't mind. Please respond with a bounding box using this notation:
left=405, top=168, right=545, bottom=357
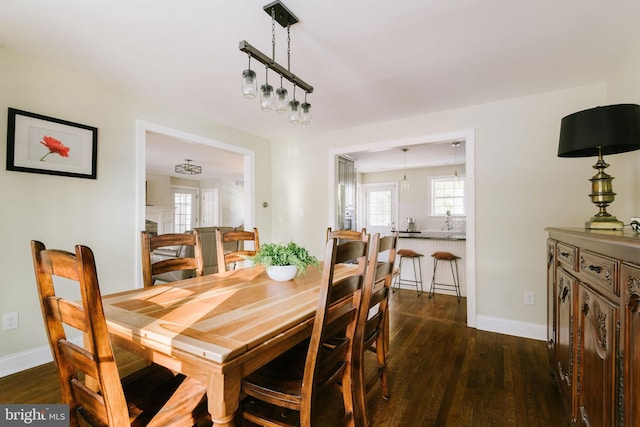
left=546, top=228, right=640, bottom=426
left=337, top=156, right=356, bottom=229
left=338, top=156, right=355, bottom=209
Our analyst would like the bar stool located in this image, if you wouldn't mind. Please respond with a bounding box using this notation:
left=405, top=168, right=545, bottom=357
left=429, top=251, right=461, bottom=302
left=392, top=249, right=424, bottom=296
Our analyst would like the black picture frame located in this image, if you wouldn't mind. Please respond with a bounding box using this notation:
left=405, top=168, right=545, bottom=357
left=6, top=108, right=98, bottom=179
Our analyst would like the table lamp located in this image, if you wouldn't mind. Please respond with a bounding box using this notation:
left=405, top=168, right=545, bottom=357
left=558, top=104, right=640, bottom=230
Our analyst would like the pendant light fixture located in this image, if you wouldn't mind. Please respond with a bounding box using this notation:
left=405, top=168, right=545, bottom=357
left=288, top=84, right=300, bottom=124
left=401, top=148, right=410, bottom=191
left=275, top=75, right=289, bottom=113
left=452, top=141, right=461, bottom=178
left=239, top=1, right=313, bottom=124
left=175, top=159, right=202, bottom=175
left=301, top=91, right=312, bottom=125
left=241, top=55, right=257, bottom=99
left=260, top=65, right=274, bottom=111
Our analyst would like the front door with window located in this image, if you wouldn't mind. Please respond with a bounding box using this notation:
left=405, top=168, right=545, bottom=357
left=364, top=183, right=397, bottom=235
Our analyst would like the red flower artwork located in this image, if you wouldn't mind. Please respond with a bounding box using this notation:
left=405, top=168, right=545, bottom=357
left=39, top=135, right=70, bottom=161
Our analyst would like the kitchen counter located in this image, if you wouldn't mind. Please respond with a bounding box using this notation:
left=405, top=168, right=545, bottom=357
left=397, top=231, right=466, bottom=240
left=395, top=233, right=467, bottom=297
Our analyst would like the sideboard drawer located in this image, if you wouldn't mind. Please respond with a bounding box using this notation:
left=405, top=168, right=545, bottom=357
left=579, top=250, right=618, bottom=296
left=557, top=243, right=578, bottom=271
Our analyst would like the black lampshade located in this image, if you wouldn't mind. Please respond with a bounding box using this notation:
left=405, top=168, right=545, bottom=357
left=558, top=104, right=640, bottom=157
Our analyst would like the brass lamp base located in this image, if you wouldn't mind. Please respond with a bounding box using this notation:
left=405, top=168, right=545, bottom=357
left=585, top=215, right=624, bottom=230
left=584, top=148, right=624, bottom=230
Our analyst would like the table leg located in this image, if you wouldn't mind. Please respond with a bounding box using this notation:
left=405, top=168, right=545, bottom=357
left=207, top=365, right=242, bottom=427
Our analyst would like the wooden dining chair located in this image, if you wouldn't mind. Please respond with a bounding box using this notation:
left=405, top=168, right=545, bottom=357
left=326, top=226, right=367, bottom=243
left=140, top=231, right=204, bottom=287
left=30, top=240, right=209, bottom=427
left=354, top=232, right=398, bottom=409
left=215, top=227, right=260, bottom=273
left=240, top=236, right=370, bottom=427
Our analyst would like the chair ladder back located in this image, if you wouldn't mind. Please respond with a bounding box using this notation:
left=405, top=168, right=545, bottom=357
left=299, top=238, right=369, bottom=426
left=215, top=228, right=260, bottom=272
left=141, top=231, right=204, bottom=287
left=31, top=241, right=130, bottom=427
left=326, top=227, right=367, bottom=243
left=353, top=232, right=398, bottom=424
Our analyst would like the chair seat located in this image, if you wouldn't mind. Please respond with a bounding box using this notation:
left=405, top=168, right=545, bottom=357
left=397, top=249, right=423, bottom=258
left=242, top=339, right=345, bottom=411
left=81, top=363, right=209, bottom=427
left=431, top=251, right=460, bottom=261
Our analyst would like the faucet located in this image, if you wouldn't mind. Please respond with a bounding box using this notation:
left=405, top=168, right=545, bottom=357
left=441, top=210, right=453, bottom=230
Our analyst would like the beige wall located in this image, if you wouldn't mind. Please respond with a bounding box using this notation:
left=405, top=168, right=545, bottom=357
left=269, top=76, right=639, bottom=338
left=2, top=38, right=640, bottom=374
left=0, top=48, right=271, bottom=369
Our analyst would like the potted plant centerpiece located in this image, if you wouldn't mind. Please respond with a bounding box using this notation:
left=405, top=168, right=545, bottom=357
left=246, top=241, right=319, bottom=282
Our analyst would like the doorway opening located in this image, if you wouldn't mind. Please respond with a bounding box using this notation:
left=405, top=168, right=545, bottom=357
left=328, top=129, right=476, bottom=328
left=135, top=120, right=256, bottom=288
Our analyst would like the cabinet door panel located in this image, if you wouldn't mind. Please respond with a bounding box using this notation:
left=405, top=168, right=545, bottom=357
left=548, top=239, right=557, bottom=365
left=623, top=262, right=640, bottom=426
left=578, top=285, right=618, bottom=427
left=557, top=267, right=577, bottom=415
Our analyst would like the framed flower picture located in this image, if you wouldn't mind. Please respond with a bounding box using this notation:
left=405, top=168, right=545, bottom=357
left=6, top=108, right=98, bottom=179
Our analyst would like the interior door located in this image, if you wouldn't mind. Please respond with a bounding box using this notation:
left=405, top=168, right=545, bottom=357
left=364, top=183, right=397, bottom=235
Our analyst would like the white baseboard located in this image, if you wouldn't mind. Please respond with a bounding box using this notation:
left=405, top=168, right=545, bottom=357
left=0, top=336, right=81, bottom=378
left=476, top=314, right=546, bottom=341
left=0, top=344, right=54, bottom=378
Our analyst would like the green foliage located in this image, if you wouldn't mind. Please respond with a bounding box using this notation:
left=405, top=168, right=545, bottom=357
left=246, top=242, right=319, bottom=275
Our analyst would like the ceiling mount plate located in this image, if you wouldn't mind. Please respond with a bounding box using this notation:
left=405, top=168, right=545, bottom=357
left=263, top=1, right=299, bottom=27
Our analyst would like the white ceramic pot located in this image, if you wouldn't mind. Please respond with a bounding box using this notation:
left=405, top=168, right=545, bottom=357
left=266, top=265, right=298, bottom=282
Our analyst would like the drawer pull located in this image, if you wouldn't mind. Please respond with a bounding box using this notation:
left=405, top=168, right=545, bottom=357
left=588, top=264, right=602, bottom=274
left=560, top=251, right=570, bottom=258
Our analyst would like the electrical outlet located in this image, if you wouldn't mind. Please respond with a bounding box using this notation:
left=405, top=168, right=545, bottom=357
left=2, top=312, right=18, bottom=330
left=524, top=291, right=535, bottom=305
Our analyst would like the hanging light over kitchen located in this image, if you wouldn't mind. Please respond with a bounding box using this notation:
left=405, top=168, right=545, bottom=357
left=401, top=148, right=410, bottom=191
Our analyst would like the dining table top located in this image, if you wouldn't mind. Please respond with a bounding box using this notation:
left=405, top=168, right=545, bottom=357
left=102, top=263, right=354, bottom=365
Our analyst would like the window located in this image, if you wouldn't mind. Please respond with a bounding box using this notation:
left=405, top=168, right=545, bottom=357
left=431, top=176, right=465, bottom=216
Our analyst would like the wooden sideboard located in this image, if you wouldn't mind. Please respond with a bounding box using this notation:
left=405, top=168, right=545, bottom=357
left=546, top=227, right=640, bottom=426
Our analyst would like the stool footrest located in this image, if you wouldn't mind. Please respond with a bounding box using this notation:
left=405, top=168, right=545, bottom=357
left=429, top=257, right=461, bottom=302
left=392, top=253, right=424, bottom=297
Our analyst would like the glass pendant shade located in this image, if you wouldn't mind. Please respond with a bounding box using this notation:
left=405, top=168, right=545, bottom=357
left=400, top=148, right=409, bottom=190
left=242, top=69, right=257, bottom=99
left=275, top=87, right=289, bottom=113
left=301, top=102, right=312, bottom=125
left=260, top=84, right=274, bottom=111
left=401, top=175, right=410, bottom=191
left=289, top=100, right=300, bottom=124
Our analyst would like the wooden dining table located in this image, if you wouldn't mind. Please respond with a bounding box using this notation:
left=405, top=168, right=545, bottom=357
left=102, top=263, right=354, bottom=427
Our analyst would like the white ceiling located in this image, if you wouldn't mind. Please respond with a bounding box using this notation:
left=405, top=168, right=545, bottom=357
left=1, top=1, right=639, bottom=176
left=145, top=131, right=244, bottom=180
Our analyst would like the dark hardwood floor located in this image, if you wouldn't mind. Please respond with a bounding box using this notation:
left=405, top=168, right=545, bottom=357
left=0, top=290, right=570, bottom=426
